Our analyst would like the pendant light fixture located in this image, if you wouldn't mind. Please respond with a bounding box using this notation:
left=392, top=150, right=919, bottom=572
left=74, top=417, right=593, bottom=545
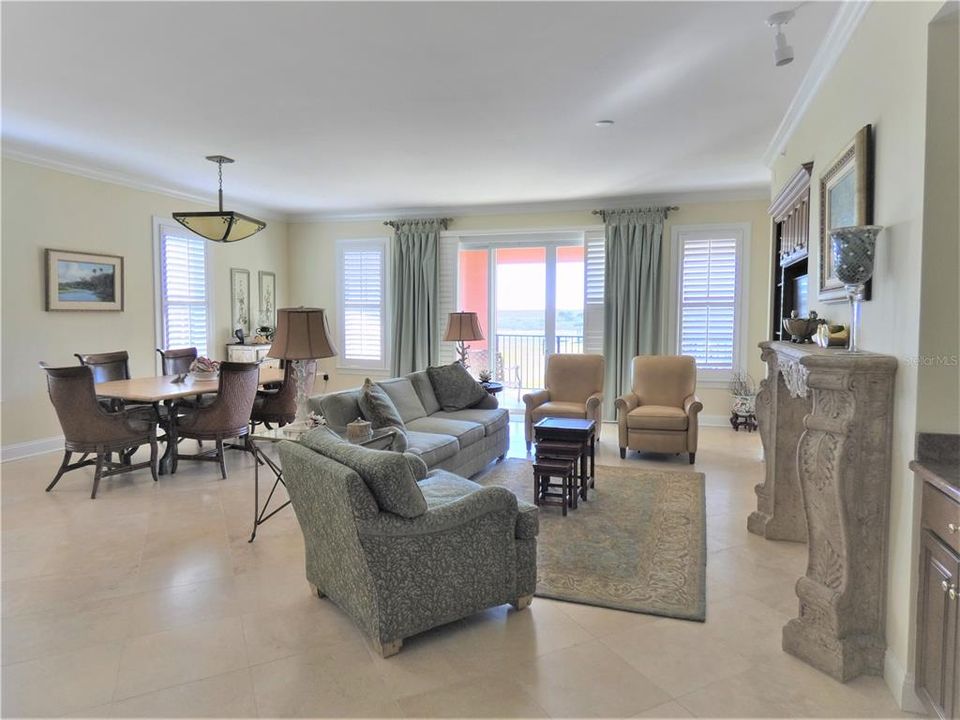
left=173, top=155, right=266, bottom=242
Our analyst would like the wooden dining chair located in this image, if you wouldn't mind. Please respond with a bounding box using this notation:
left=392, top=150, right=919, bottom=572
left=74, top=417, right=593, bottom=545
left=156, top=347, right=198, bottom=376
left=175, top=362, right=260, bottom=478
left=40, top=363, right=158, bottom=499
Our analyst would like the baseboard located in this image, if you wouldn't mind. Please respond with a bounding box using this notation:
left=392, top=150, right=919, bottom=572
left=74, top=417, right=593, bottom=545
left=884, top=648, right=926, bottom=714
left=1, top=435, right=63, bottom=462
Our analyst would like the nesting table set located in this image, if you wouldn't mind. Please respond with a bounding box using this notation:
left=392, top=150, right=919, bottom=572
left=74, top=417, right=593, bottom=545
left=532, top=418, right=597, bottom=516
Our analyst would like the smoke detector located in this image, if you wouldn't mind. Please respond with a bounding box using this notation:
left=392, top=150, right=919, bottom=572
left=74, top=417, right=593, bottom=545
left=767, top=9, right=796, bottom=67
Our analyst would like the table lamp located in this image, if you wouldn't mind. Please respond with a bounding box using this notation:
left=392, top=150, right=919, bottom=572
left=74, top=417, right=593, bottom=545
left=443, top=311, right=484, bottom=368
left=267, top=307, right=338, bottom=433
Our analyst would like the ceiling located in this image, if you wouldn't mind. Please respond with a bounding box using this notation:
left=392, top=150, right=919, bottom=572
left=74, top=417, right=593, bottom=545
left=1, top=2, right=839, bottom=218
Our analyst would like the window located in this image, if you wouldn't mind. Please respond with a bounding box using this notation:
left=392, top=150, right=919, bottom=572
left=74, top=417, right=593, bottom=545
left=336, top=238, right=387, bottom=370
left=154, top=220, right=211, bottom=358
left=671, top=224, right=749, bottom=382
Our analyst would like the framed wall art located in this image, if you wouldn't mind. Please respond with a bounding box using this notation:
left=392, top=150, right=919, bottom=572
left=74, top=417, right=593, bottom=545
left=45, top=249, right=124, bottom=311
left=230, top=267, right=251, bottom=336
left=818, top=124, right=874, bottom=302
left=258, top=270, right=276, bottom=328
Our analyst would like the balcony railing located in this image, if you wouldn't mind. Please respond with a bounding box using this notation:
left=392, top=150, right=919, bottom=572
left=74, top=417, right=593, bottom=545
left=493, top=334, right=584, bottom=392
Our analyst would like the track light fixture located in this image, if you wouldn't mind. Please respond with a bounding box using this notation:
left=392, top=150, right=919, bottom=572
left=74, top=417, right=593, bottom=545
left=767, top=9, right=796, bottom=67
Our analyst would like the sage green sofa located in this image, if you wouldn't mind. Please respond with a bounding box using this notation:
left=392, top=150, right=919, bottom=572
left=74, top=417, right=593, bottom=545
left=308, top=369, right=509, bottom=478
left=278, top=428, right=539, bottom=657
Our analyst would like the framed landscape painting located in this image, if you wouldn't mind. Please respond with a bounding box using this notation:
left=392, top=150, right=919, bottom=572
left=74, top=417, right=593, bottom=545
left=45, top=249, right=124, bottom=311
left=258, top=270, right=276, bottom=327
left=231, top=268, right=252, bottom=336
left=818, top=124, right=873, bottom=302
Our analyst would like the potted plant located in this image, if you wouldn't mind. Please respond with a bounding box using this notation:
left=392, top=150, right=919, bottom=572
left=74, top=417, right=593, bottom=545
left=477, top=368, right=492, bottom=384
left=729, top=372, right=757, bottom=417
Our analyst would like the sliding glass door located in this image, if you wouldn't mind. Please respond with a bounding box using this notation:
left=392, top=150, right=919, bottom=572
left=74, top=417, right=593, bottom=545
left=458, top=238, right=585, bottom=410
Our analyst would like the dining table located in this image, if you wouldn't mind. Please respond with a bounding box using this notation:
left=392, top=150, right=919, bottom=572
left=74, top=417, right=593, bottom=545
left=95, top=367, right=284, bottom=475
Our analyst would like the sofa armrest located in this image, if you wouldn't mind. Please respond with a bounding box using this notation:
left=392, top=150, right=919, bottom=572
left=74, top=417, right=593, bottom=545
left=356, top=485, right=519, bottom=538
left=683, top=394, right=703, bottom=417
left=522, top=389, right=550, bottom=410
left=615, top=392, right=639, bottom=414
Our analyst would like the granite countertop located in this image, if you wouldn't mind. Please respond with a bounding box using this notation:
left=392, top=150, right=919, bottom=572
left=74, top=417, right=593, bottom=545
left=911, top=432, right=960, bottom=501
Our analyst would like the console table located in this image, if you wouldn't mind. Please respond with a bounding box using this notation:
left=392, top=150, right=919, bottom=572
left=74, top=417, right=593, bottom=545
left=750, top=341, right=897, bottom=681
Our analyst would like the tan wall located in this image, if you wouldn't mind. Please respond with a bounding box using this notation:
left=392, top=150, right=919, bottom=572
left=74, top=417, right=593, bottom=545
left=288, top=198, right=772, bottom=420
left=917, top=8, right=960, bottom=434
left=0, top=158, right=289, bottom=448
left=771, top=1, right=942, bottom=702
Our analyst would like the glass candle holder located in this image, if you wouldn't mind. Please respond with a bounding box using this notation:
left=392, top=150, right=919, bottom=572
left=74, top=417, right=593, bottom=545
left=829, top=225, right=884, bottom=352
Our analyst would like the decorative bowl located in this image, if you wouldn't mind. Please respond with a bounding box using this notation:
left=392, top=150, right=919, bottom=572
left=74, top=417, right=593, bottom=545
left=189, top=370, right=219, bottom=382
left=782, top=312, right=824, bottom=343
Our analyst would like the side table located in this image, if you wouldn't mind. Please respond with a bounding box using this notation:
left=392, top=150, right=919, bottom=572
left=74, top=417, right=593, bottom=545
left=248, top=425, right=405, bottom=542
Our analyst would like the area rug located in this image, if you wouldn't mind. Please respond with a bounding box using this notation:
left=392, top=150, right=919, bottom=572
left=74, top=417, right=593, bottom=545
left=475, top=458, right=707, bottom=621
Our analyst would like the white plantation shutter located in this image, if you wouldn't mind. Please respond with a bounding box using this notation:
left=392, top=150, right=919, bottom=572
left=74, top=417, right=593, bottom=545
left=583, top=229, right=605, bottom=354
left=436, top=236, right=458, bottom=365
left=338, top=239, right=386, bottom=368
left=678, top=234, right=739, bottom=371
left=159, top=228, right=209, bottom=357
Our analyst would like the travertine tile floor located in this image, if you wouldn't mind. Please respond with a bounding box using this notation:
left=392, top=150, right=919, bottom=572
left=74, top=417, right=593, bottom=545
left=1, top=422, right=915, bottom=718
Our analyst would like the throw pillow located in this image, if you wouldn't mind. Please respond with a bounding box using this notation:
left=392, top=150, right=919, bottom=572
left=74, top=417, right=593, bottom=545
left=358, top=378, right=405, bottom=429
left=300, top=425, right=427, bottom=518
left=426, top=362, right=488, bottom=412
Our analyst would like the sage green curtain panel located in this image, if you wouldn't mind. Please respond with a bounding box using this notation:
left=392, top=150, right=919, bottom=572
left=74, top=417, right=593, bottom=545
left=601, top=208, right=668, bottom=419
left=389, top=218, right=448, bottom=376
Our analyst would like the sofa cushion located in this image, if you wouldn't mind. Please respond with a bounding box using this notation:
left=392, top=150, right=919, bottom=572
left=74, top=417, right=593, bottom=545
left=426, top=362, right=487, bottom=411
left=431, top=408, right=509, bottom=437
left=311, top=390, right=361, bottom=432
left=418, top=470, right=483, bottom=508
left=403, top=430, right=459, bottom=467
left=377, top=378, right=427, bottom=423
left=406, top=370, right=441, bottom=415
left=530, top=400, right=587, bottom=420
left=358, top=378, right=405, bottom=429
left=405, top=417, right=485, bottom=449
left=299, top=426, right=427, bottom=518
left=627, top=405, right=688, bottom=431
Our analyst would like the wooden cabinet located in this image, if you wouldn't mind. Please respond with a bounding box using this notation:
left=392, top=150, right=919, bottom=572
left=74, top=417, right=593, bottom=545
left=226, top=344, right=278, bottom=368
left=916, top=473, right=960, bottom=720
left=768, top=162, right=813, bottom=341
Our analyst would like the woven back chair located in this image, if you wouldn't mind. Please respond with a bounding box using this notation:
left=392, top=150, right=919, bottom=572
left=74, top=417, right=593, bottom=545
left=156, top=347, right=198, bottom=375
left=175, top=362, right=260, bottom=478
left=250, top=360, right=317, bottom=430
left=74, top=351, right=131, bottom=383
left=40, top=364, right=158, bottom=499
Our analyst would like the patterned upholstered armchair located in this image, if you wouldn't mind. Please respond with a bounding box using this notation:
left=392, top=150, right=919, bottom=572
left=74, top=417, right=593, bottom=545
left=278, top=429, right=538, bottom=658
left=522, top=353, right=604, bottom=449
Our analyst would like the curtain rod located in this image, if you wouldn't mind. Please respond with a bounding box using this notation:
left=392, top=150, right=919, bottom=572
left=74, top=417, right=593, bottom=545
left=383, top=217, right=453, bottom=229
left=591, top=207, right=679, bottom=215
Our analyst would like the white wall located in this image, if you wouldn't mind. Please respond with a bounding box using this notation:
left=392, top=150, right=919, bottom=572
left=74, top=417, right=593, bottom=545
left=288, top=198, right=772, bottom=421
left=770, top=1, right=945, bottom=706
left=0, top=158, right=289, bottom=449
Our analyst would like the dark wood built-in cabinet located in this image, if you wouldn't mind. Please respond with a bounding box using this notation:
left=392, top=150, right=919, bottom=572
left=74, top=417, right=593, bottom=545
left=768, top=162, right=814, bottom=340
left=912, top=435, right=960, bottom=720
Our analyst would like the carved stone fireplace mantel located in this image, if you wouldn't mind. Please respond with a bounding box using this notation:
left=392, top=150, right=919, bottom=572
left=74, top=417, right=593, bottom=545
left=750, top=341, right=897, bottom=681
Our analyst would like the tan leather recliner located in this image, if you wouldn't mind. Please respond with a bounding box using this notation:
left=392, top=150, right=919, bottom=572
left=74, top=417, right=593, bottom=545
left=615, top=355, right=702, bottom=464
left=522, top=353, right=604, bottom=449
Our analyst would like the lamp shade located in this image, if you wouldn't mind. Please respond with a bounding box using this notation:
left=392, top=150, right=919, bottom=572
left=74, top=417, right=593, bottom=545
left=443, top=312, right=484, bottom=342
left=173, top=211, right=265, bottom=243
left=267, top=307, right=338, bottom=360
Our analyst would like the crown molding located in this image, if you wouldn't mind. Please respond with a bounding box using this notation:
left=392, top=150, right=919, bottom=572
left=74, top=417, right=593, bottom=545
left=286, top=186, right=771, bottom=224
left=1, top=142, right=283, bottom=221
left=762, top=1, right=872, bottom=168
